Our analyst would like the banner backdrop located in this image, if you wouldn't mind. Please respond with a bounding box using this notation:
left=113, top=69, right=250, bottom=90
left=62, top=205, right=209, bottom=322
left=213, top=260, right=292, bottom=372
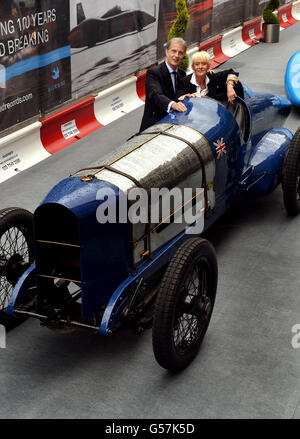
left=69, top=0, right=160, bottom=99
left=0, top=0, right=294, bottom=133
left=211, top=0, right=247, bottom=35
left=0, top=0, right=71, bottom=132
left=0, top=0, right=40, bottom=131
left=39, top=0, right=71, bottom=113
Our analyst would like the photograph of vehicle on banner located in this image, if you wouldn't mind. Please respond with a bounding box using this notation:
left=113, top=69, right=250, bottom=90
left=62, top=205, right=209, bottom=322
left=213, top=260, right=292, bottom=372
left=69, top=0, right=159, bottom=100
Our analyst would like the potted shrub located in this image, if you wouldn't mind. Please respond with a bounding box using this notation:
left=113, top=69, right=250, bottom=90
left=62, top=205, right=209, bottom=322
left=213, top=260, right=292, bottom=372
left=168, top=0, right=190, bottom=71
left=262, top=0, right=280, bottom=43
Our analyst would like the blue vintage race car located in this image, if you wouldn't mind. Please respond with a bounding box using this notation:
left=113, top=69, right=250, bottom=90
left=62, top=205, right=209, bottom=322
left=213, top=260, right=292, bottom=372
left=0, top=82, right=299, bottom=372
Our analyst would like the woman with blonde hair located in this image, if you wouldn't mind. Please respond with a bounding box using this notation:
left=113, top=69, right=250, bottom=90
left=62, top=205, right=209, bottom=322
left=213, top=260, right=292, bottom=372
left=177, top=51, right=240, bottom=104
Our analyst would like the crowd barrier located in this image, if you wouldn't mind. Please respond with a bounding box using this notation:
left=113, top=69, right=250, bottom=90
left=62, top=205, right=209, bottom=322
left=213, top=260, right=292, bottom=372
left=198, top=17, right=261, bottom=70
left=278, top=3, right=298, bottom=28
left=241, top=18, right=262, bottom=46
left=136, top=71, right=146, bottom=102
left=0, top=2, right=299, bottom=184
left=0, top=121, right=49, bottom=184
left=40, top=97, right=102, bottom=155
left=199, top=35, right=230, bottom=69
left=291, top=0, right=300, bottom=20
left=94, top=77, right=144, bottom=126
left=221, top=26, right=252, bottom=58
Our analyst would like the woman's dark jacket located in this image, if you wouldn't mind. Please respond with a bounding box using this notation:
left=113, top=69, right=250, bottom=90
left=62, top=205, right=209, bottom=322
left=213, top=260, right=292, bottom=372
left=176, top=69, right=243, bottom=101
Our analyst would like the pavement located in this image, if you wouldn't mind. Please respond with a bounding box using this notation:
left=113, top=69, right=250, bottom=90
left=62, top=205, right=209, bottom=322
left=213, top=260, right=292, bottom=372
left=1, top=22, right=300, bottom=419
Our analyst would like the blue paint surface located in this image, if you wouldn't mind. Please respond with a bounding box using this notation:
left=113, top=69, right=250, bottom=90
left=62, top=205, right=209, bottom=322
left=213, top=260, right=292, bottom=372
left=285, top=50, right=300, bottom=107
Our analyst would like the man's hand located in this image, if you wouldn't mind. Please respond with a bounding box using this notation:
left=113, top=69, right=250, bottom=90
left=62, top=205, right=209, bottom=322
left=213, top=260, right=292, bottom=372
left=171, top=101, right=187, bottom=112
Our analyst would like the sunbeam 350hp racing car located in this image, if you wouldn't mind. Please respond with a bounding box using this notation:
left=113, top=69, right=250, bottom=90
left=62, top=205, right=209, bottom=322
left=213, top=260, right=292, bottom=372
left=1, top=82, right=300, bottom=372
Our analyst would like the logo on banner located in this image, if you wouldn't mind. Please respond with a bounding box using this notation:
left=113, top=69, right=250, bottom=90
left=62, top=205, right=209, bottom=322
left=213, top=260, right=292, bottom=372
left=52, top=66, right=60, bottom=80
left=48, top=65, right=65, bottom=93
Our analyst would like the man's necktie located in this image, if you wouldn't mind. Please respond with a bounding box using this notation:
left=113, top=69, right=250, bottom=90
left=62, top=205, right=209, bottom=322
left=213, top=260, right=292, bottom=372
left=172, top=71, right=178, bottom=94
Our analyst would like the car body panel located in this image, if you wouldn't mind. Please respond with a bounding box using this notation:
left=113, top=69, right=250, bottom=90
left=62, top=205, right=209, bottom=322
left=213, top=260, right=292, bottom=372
left=285, top=50, right=300, bottom=107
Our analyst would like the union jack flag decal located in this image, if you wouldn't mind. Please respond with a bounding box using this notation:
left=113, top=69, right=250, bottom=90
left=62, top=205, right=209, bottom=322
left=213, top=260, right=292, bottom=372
left=213, top=138, right=226, bottom=159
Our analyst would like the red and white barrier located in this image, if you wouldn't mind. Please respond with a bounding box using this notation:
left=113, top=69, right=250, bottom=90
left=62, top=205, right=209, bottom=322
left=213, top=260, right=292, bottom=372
left=242, top=18, right=262, bottom=45
left=199, top=35, right=230, bottom=68
left=291, top=0, right=300, bottom=20
left=136, top=71, right=146, bottom=102
left=278, top=4, right=298, bottom=28
left=0, top=121, right=49, bottom=184
left=94, top=76, right=144, bottom=126
left=221, top=26, right=250, bottom=58
left=40, top=97, right=102, bottom=155
left=0, top=75, right=146, bottom=183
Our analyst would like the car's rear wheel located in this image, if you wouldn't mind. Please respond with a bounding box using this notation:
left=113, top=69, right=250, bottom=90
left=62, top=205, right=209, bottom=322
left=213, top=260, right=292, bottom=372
left=0, top=208, right=34, bottom=328
left=282, top=127, right=300, bottom=215
left=152, top=237, right=218, bottom=372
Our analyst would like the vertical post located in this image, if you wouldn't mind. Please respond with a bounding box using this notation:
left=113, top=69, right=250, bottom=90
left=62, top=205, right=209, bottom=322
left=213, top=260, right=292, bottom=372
left=0, top=324, right=6, bottom=349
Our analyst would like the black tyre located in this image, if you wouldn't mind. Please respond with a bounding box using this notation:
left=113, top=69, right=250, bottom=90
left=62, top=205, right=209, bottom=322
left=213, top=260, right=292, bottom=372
left=282, top=127, right=300, bottom=215
left=152, top=237, right=218, bottom=372
left=0, top=208, right=34, bottom=328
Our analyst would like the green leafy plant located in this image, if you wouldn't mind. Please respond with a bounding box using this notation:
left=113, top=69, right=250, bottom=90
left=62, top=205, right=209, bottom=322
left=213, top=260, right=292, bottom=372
left=168, top=0, right=190, bottom=71
left=262, top=0, right=280, bottom=24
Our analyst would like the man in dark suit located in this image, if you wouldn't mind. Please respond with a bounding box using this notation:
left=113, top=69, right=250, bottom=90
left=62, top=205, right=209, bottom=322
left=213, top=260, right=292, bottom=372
left=139, top=38, right=188, bottom=132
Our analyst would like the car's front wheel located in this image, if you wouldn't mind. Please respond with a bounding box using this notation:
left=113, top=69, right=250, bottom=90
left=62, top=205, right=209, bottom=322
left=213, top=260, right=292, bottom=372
left=0, top=208, right=34, bottom=328
left=152, top=237, right=218, bottom=372
left=282, top=127, right=300, bottom=215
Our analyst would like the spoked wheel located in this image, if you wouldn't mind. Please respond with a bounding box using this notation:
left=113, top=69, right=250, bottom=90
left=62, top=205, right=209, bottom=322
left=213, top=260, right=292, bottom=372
left=152, top=237, right=218, bottom=372
left=0, top=208, right=34, bottom=327
left=282, top=127, right=300, bottom=215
